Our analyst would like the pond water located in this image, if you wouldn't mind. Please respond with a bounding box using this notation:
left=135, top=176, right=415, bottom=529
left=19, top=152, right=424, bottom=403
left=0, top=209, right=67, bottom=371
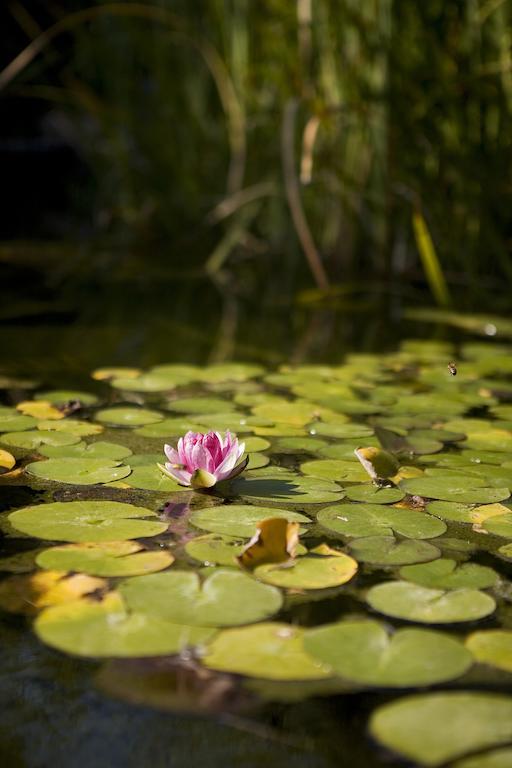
left=1, top=280, right=512, bottom=768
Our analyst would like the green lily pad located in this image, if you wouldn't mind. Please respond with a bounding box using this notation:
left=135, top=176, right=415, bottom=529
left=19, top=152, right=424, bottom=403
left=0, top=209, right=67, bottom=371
left=400, top=477, right=510, bottom=504
left=344, top=485, right=405, bottom=503
left=309, top=423, right=374, bottom=439
left=25, top=458, right=132, bottom=485
left=369, top=692, right=512, bottom=767
left=121, top=465, right=184, bottom=492
left=300, top=459, right=368, bottom=483
left=95, top=407, right=164, bottom=427
left=246, top=452, right=270, bottom=470
left=272, top=436, right=329, bottom=453
left=133, top=418, right=205, bottom=438
left=317, top=503, right=446, bottom=539
left=126, top=453, right=163, bottom=467
left=119, top=569, right=282, bottom=627
left=198, top=363, right=264, bottom=382
left=230, top=471, right=344, bottom=504
left=190, top=505, right=311, bottom=537
left=35, top=592, right=215, bottom=657
left=36, top=390, right=98, bottom=406
left=39, top=441, right=133, bottom=460
left=250, top=401, right=328, bottom=427
left=348, top=536, right=441, bottom=565
left=166, top=397, right=237, bottom=414
left=483, top=514, right=512, bottom=538
left=185, top=533, right=246, bottom=566
left=452, top=748, right=512, bottom=768
left=466, top=630, right=512, bottom=673
left=37, top=419, right=104, bottom=437
left=243, top=436, right=271, bottom=452
left=303, top=620, right=472, bottom=686
left=0, top=407, right=37, bottom=432
left=0, top=430, right=81, bottom=449
left=36, top=541, right=174, bottom=577
left=254, top=545, right=358, bottom=589
left=8, top=500, right=167, bottom=542
left=110, top=372, right=191, bottom=392
left=202, top=622, right=332, bottom=680
left=367, top=580, right=496, bottom=623
left=399, top=559, right=498, bottom=589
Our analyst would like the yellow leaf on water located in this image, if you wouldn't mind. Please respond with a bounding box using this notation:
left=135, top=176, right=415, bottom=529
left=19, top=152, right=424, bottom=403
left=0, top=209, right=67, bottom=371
left=0, top=449, right=15, bottom=470
left=92, top=367, right=141, bottom=381
left=237, top=517, right=299, bottom=569
left=16, top=400, right=64, bottom=420
left=0, top=570, right=106, bottom=614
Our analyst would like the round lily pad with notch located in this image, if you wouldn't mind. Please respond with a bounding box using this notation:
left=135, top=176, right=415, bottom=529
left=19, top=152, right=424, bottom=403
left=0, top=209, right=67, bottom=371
left=133, top=418, right=205, bottom=438
left=344, top=485, right=405, bottom=503
left=39, top=441, right=133, bottom=460
left=230, top=470, right=344, bottom=504
left=190, top=505, right=311, bottom=537
left=272, top=436, right=328, bottom=453
left=400, top=477, right=510, bottom=504
left=95, top=407, right=164, bottom=427
left=399, top=559, right=498, bottom=590
left=35, top=591, right=215, bottom=658
left=303, top=619, right=472, bottom=687
left=309, top=422, right=374, bottom=439
left=0, top=407, right=36, bottom=432
left=185, top=533, right=247, bottom=566
left=348, top=536, right=441, bottom=565
left=250, top=401, right=329, bottom=427
left=369, top=691, right=512, bottom=767
left=37, top=419, right=104, bottom=437
left=254, top=544, right=357, bottom=590
left=318, top=440, right=380, bottom=460
left=243, top=436, right=270, bottom=453
left=25, top=457, right=131, bottom=485
left=317, top=503, right=446, bottom=539
left=300, top=459, right=368, bottom=483
left=367, top=580, right=496, bottom=623
left=426, top=500, right=498, bottom=525
left=119, top=568, right=282, bottom=627
left=36, top=390, right=98, bottom=406
left=36, top=541, right=174, bottom=577
left=8, top=500, right=167, bottom=542
left=201, top=622, right=332, bottom=680
left=121, top=465, right=184, bottom=492
left=465, top=630, right=512, bottom=673
left=1, top=430, right=81, bottom=450
left=246, top=452, right=270, bottom=470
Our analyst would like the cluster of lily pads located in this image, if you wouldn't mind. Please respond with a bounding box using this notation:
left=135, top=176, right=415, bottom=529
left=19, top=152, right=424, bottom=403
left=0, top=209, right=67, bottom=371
left=1, top=343, right=512, bottom=766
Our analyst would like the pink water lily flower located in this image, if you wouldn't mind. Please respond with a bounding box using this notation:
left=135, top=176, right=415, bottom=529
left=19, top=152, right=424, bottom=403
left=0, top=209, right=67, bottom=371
left=158, top=430, right=248, bottom=489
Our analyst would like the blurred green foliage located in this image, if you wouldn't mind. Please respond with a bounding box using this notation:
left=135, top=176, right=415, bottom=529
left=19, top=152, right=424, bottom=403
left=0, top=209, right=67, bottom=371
left=4, top=0, right=512, bottom=295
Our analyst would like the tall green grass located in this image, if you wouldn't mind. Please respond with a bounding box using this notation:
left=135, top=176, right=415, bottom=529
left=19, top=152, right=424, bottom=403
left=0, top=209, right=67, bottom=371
left=3, top=0, right=512, bottom=301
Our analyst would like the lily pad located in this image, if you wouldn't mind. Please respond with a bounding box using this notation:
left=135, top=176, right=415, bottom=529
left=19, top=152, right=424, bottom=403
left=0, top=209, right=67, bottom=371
left=25, top=458, right=132, bottom=485
left=121, top=465, right=184, bottom=492
left=0, top=430, right=81, bottom=449
left=95, top=407, right=164, bottom=427
left=36, top=541, right=174, bottom=577
left=304, top=620, right=472, bottom=686
left=465, top=630, right=512, bottom=673
left=482, top=514, right=512, bottom=538
left=243, top=436, right=271, bottom=452
left=190, top=505, right=311, bottom=537
left=254, top=545, right=358, bottom=590
left=36, top=390, right=98, bottom=406
left=300, top=459, right=368, bottom=483
left=272, top=436, right=328, bottom=453
left=35, top=592, right=215, bottom=657
left=400, top=559, right=498, bottom=590
left=37, top=419, right=104, bottom=437
left=367, top=580, right=496, bottom=623
left=230, top=471, right=344, bottom=504
left=202, top=622, right=332, bottom=680
left=16, top=401, right=63, bottom=420
left=8, top=501, right=167, bottom=542
left=369, top=692, right=512, bottom=766
left=344, top=485, right=405, bottom=503
left=0, top=449, right=15, bottom=470
left=119, top=569, right=282, bottom=627
left=133, top=419, right=205, bottom=438
left=400, top=477, right=510, bottom=504
left=0, top=407, right=37, bottom=432
left=348, top=536, right=441, bottom=565
left=185, top=533, right=246, bottom=566
left=309, top=423, right=374, bottom=439
left=39, top=441, right=133, bottom=460
left=166, top=397, right=237, bottom=414
left=452, top=748, right=512, bottom=768
left=317, top=503, right=446, bottom=539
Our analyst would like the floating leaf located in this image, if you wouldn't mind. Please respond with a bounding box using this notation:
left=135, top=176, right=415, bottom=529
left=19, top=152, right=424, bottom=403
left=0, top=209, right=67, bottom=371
left=466, top=630, right=512, bottom=673
left=344, top=485, right=405, bottom=503
left=8, top=501, right=167, bottom=542
left=369, top=692, right=512, bottom=767
left=304, top=620, right=471, bottom=686
left=400, top=559, right=498, bottom=590
left=272, top=436, right=329, bottom=453
left=119, top=569, right=282, bottom=627
left=367, top=580, right=496, bottom=623
left=35, top=592, right=215, bottom=657
left=1, top=430, right=81, bottom=449
left=202, top=622, right=332, bottom=680
left=16, top=400, right=64, bottom=420
left=237, top=518, right=299, bottom=568
left=0, top=449, right=15, bottom=470
left=39, top=441, right=133, bottom=460
left=166, top=397, right=237, bottom=415
left=92, top=367, right=141, bottom=381
left=426, top=500, right=510, bottom=525
left=309, top=423, right=374, bottom=439
left=254, top=544, right=358, bottom=590
left=317, top=503, right=446, bottom=539
left=36, top=541, right=174, bottom=577
left=185, top=534, right=246, bottom=566
left=243, top=436, right=271, bottom=452
left=133, top=418, right=205, bottom=438
left=354, top=447, right=399, bottom=480
left=0, top=407, right=36, bottom=432
left=400, top=477, right=510, bottom=504
left=300, top=458, right=368, bottom=483
left=348, top=536, right=441, bottom=565
left=245, top=452, right=270, bottom=470
left=95, top=407, right=164, bottom=427
left=230, top=471, right=344, bottom=504
left=0, top=570, right=106, bottom=614
left=121, top=465, right=183, bottom=492
left=452, top=748, right=512, bottom=768
left=36, top=390, right=98, bottom=406
left=189, top=505, right=310, bottom=537
left=25, top=458, right=131, bottom=485
left=483, top=514, right=512, bottom=538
